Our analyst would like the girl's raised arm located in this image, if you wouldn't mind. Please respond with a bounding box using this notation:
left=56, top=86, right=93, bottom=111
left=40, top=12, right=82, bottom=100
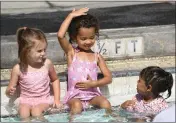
left=57, top=8, right=89, bottom=55
left=57, top=12, right=74, bottom=55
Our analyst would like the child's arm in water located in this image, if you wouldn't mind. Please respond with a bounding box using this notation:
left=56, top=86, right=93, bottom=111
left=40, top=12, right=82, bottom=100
left=47, top=59, right=62, bottom=108
left=5, top=64, right=20, bottom=97
left=121, top=95, right=137, bottom=109
left=121, top=100, right=135, bottom=109
left=76, top=54, right=112, bottom=89
left=57, top=8, right=89, bottom=55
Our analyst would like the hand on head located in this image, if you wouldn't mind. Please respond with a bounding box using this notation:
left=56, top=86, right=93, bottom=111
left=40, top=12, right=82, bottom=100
left=70, top=7, right=89, bottom=18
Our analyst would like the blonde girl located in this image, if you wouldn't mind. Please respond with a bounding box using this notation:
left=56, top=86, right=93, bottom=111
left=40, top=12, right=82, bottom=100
left=6, top=27, right=62, bottom=121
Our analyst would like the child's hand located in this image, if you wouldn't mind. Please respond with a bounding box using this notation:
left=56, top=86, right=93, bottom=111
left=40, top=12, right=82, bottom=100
left=6, top=86, right=16, bottom=97
left=75, top=82, right=92, bottom=90
left=121, top=100, right=135, bottom=109
left=53, top=101, right=63, bottom=109
left=69, top=7, right=89, bottom=18
left=75, top=75, right=96, bottom=90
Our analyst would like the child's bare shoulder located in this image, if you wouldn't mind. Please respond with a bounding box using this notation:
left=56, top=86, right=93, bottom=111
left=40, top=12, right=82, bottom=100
left=44, top=58, right=53, bottom=66
left=45, top=58, right=52, bottom=64
left=13, top=64, right=20, bottom=69
left=44, top=59, right=54, bottom=69
left=12, top=64, right=21, bottom=75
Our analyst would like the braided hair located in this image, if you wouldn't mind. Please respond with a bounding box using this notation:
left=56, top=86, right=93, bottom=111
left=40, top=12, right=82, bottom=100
left=140, top=66, right=173, bottom=99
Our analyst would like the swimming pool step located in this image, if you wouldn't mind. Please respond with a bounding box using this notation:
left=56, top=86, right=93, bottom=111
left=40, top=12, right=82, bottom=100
left=1, top=55, right=175, bottom=82
left=1, top=24, right=175, bottom=69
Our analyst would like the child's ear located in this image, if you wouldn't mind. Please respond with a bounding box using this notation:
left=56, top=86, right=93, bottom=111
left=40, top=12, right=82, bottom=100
left=147, top=85, right=152, bottom=91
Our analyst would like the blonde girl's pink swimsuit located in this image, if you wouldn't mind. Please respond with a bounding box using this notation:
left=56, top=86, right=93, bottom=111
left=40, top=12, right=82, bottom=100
left=63, top=47, right=102, bottom=108
left=19, top=70, right=53, bottom=106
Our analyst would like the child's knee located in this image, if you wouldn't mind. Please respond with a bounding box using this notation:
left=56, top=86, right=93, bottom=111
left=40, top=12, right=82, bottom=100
left=31, top=107, right=43, bottom=117
left=71, top=101, right=83, bottom=114
left=72, top=101, right=82, bottom=108
left=19, top=111, right=30, bottom=121
left=100, top=100, right=111, bottom=109
left=19, top=104, right=31, bottom=119
left=19, top=113, right=30, bottom=120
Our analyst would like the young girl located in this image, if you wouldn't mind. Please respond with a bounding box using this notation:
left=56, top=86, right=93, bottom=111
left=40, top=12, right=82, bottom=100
left=121, top=66, right=173, bottom=115
left=57, top=8, right=112, bottom=116
left=6, top=27, right=62, bottom=121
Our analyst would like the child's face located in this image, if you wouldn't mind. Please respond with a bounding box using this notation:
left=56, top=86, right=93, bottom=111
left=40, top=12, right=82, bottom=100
left=137, top=77, right=149, bottom=95
left=28, top=39, right=47, bottom=64
left=75, top=27, right=96, bottom=51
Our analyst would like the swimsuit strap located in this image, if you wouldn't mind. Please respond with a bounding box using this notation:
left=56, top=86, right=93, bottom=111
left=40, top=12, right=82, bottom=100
left=95, top=52, right=99, bottom=63
left=73, top=46, right=99, bottom=63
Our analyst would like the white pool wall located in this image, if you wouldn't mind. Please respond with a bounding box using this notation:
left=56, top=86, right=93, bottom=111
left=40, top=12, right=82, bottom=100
left=1, top=73, right=175, bottom=116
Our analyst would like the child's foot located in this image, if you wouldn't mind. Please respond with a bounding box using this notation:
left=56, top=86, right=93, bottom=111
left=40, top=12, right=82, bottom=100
left=33, top=115, right=48, bottom=122
left=21, top=117, right=31, bottom=122
left=68, top=113, right=74, bottom=123
left=103, top=108, right=112, bottom=117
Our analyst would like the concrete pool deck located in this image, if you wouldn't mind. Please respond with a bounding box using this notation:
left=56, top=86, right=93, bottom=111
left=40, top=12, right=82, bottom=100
left=1, top=24, right=175, bottom=68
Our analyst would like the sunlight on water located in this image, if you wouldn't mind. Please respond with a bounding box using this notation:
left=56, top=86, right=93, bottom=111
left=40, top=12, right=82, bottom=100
left=1, top=102, right=175, bottom=122
left=1, top=95, right=175, bottom=123
left=0, top=106, right=153, bottom=122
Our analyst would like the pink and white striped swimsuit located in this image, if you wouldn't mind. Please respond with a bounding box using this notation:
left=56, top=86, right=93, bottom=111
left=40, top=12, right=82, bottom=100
left=18, top=70, right=53, bottom=106
left=63, top=48, right=102, bottom=108
left=127, top=94, right=168, bottom=114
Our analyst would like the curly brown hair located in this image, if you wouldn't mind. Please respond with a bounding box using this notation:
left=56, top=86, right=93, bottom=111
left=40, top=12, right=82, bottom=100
left=68, top=14, right=99, bottom=43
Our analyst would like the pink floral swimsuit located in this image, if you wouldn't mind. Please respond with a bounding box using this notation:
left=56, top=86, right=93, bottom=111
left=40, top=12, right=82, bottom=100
left=63, top=48, right=102, bottom=109
left=18, top=70, right=53, bottom=106
left=127, top=94, right=168, bottom=114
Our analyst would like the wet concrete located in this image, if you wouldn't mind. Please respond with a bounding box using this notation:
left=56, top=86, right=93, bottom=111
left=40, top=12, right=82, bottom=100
left=1, top=2, right=175, bottom=36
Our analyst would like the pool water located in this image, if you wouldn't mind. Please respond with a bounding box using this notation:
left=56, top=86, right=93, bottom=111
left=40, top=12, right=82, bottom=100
left=1, top=101, right=175, bottom=122
left=1, top=106, right=155, bottom=122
